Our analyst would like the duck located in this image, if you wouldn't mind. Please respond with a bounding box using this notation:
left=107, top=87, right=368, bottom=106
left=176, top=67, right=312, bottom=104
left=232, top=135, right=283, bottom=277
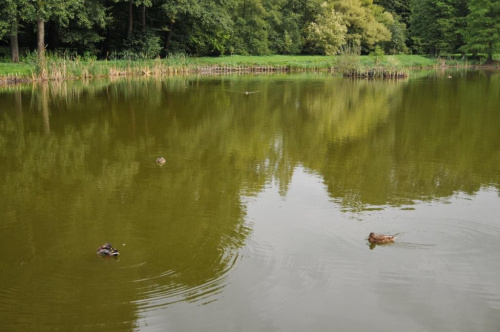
left=156, top=157, right=166, bottom=166
left=97, top=243, right=119, bottom=256
left=368, top=232, right=395, bottom=244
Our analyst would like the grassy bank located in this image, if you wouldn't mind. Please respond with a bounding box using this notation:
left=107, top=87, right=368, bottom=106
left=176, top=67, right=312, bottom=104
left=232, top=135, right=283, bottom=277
left=0, top=54, right=493, bottom=84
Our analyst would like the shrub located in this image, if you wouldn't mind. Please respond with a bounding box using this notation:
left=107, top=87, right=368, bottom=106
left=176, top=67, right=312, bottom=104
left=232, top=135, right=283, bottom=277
left=122, top=31, right=162, bottom=60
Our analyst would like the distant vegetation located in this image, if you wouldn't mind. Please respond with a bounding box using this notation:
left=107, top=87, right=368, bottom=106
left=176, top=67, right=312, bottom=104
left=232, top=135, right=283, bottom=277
left=0, top=0, right=498, bottom=83
left=0, top=0, right=499, bottom=63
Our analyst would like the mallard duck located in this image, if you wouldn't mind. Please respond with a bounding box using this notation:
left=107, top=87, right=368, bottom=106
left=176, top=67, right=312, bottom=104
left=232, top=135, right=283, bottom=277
left=156, top=157, right=166, bottom=166
left=97, top=243, right=119, bottom=256
left=368, top=232, right=395, bottom=244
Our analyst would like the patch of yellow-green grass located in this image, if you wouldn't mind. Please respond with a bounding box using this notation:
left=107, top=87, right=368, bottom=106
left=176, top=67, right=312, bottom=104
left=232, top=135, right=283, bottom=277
left=190, top=55, right=334, bottom=70
left=0, top=62, right=34, bottom=76
left=357, top=55, right=440, bottom=69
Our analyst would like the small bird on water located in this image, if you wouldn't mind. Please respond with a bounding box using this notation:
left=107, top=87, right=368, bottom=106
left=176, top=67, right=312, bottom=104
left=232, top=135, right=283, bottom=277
left=97, top=243, right=120, bottom=256
left=368, top=232, right=396, bottom=244
left=156, top=157, right=166, bottom=166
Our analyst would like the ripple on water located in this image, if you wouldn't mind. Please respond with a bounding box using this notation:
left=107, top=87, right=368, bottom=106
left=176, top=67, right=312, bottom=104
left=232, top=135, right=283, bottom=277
left=0, top=231, right=242, bottom=329
left=366, top=216, right=500, bottom=309
left=407, top=218, right=500, bottom=259
left=131, top=249, right=240, bottom=310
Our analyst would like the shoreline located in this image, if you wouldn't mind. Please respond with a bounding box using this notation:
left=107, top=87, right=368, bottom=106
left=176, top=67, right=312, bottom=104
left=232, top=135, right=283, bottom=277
left=1, top=55, right=499, bottom=86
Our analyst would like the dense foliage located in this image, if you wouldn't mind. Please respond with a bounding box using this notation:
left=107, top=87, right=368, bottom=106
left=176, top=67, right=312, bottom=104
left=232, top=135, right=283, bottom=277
left=0, top=0, right=498, bottom=61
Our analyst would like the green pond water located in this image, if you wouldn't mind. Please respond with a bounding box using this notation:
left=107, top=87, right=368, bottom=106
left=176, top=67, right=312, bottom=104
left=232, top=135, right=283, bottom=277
left=0, top=70, right=499, bottom=331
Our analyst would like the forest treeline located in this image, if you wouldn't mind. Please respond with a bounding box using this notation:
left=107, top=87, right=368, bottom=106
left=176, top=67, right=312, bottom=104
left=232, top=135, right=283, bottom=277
left=0, top=0, right=499, bottom=62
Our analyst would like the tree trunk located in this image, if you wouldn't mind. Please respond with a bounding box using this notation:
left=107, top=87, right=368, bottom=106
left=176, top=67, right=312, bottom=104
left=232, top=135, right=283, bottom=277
left=37, top=18, right=45, bottom=57
left=142, top=5, right=146, bottom=32
left=127, top=0, right=134, bottom=38
left=10, top=26, right=19, bottom=63
left=37, top=18, right=47, bottom=80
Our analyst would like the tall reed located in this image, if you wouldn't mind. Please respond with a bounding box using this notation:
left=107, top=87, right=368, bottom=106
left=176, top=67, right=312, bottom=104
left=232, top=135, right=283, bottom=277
left=336, top=44, right=362, bottom=74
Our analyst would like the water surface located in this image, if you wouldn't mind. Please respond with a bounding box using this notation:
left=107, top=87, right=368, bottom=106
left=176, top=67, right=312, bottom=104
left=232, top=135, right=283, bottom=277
left=0, top=70, right=499, bottom=331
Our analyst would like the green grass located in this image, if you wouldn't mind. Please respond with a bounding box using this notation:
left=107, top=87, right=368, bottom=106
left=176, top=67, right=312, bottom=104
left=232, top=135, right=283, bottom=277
left=190, top=55, right=335, bottom=68
left=0, top=62, right=33, bottom=76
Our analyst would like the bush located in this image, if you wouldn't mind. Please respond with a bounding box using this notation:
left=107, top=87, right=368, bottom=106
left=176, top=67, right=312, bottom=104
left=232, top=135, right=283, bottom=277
left=122, top=31, right=162, bottom=60
left=369, top=45, right=386, bottom=65
left=336, top=44, right=362, bottom=72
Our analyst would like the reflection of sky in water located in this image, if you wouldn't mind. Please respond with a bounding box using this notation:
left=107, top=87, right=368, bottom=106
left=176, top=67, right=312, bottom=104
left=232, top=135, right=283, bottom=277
left=137, top=167, right=500, bottom=332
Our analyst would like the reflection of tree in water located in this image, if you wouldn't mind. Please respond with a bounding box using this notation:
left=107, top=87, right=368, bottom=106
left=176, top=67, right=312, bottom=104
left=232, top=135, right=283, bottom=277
left=0, top=81, right=252, bottom=329
left=168, top=72, right=499, bottom=209
left=315, top=71, right=500, bottom=210
left=0, top=72, right=499, bottom=328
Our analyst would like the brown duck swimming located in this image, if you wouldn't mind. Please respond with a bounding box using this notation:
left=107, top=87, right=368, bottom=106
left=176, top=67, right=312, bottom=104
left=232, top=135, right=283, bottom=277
left=97, top=243, right=119, bottom=256
left=368, top=232, right=396, bottom=244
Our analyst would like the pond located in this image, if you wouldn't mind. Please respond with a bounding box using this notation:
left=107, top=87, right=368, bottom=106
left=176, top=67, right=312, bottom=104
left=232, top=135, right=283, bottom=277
left=0, top=70, right=499, bottom=331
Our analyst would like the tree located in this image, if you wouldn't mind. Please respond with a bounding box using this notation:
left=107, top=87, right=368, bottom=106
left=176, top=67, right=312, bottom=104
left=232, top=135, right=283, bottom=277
left=410, top=0, right=465, bottom=55
left=107, top=0, right=146, bottom=39
left=122, top=0, right=152, bottom=37
left=373, top=0, right=411, bottom=25
left=382, top=16, right=408, bottom=54
left=372, top=0, right=410, bottom=54
left=333, top=0, right=392, bottom=52
left=157, top=0, right=191, bottom=52
left=460, top=0, right=500, bottom=62
left=306, top=2, right=347, bottom=55
left=16, top=0, right=82, bottom=72
left=0, top=8, right=8, bottom=40
left=231, top=0, right=270, bottom=55
left=264, top=0, right=319, bottom=54
left=58, top=0, right=109, bottom=55
left=0, top=0, right=30, bottom=62
left=372, top=5, right=408, bottom=54
left=155, top=0, right=233, bottom=56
